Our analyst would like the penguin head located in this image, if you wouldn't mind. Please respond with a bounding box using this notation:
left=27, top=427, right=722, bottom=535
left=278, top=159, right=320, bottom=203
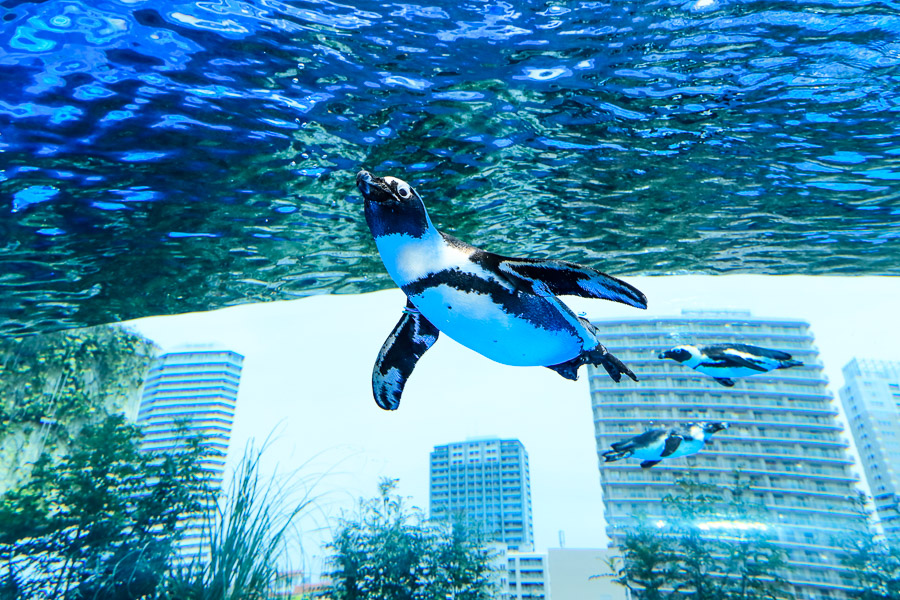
left=357, top=170, right=433, bottom=239
left=658, top=345, right=699, bottom=363
left=700, top=422, right=728, bottom=435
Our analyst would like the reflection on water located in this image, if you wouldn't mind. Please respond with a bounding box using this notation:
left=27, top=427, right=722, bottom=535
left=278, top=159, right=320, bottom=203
left=2, top=0, right=900, bottom=335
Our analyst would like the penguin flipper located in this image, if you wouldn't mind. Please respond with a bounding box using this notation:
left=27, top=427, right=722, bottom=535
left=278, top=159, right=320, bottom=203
left=640, top=460, right=661, bottom=469
left=611, top=429, right=664, bottom=451
left=372, top=301, right=440, bottom=411
left=660, top=434, right=683, bottom=458
left=714, top=377, right=735, bottom=387
left=494, top=257, right=648, bottom=309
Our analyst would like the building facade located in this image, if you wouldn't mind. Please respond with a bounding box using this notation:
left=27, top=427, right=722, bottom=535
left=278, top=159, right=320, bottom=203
left=547, top=548, right=625, bottom=600
left=506, top=551, right=550, bottom=600
left=430, top=437, right=534, bottom=551
left=136, top=347, right=244, bottom=556
left=839, top=358, right=900, bottom=538
left=588, top=311, right=860, bottom=599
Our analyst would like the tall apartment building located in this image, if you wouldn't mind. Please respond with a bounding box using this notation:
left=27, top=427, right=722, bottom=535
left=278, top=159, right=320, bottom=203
left=839, top=358, right=900, bottom=538
left=429, top=437, right=534, bottom=551
left=588, top=311, right=860, bottom=600
left=136, top=347, right=244, bottom=556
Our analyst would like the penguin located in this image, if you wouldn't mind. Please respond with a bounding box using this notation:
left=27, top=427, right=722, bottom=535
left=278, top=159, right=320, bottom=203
left=658, top=343, right=803, bottom=387
left=357, top=170, right=647, bottom=410
left=602, top=422, right=728, bottom=468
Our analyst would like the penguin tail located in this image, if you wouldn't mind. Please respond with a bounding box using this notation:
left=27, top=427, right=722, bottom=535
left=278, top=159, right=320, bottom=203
left=546, top=361, right=580, bottom=381
left=779, top=359, right=803, bottom=369
left=602, top=450, right=631, bottom=463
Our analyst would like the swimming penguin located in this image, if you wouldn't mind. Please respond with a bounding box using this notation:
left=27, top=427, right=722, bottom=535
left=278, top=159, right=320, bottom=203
left=357, top=170, right=647, bottom=410
left=602, top=422, right=728, bottom=468
left=658, top=343, right=803, bottom=387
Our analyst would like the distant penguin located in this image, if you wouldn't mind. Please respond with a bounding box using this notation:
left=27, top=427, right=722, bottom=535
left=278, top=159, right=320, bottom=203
left=658, top=343, right=803, bottom=387
left=356, top=170, right=648, bottom=410
left=602, top=422, right=728, bottom=468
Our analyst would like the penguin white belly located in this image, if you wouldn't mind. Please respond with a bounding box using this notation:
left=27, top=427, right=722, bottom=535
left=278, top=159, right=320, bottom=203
left=632, top=438, right=668, bottom=461
left=666, top=438, right=704, bottom=459
left=376, top=232, right=590, bottom=367
left=696, top=365, right=765, bottom=379
left=408, top=285, right=583, bottom=366
left=632, top=438, right=704, bottom=461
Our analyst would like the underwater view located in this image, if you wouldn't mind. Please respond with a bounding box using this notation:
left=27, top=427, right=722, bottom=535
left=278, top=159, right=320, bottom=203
left=2, top=0, right=900, bottom=598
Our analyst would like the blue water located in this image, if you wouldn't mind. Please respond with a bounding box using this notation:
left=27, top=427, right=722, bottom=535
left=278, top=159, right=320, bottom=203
left=1, top=0, right=899, bottom=335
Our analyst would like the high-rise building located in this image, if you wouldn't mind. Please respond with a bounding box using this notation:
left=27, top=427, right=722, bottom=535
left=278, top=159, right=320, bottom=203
left=136, top=347, right=244, bottom=556
left=429, top=437, right=534, bottom=551
left=588, top=311, right=860, bottom=600
left=839, top=358, right=900, bottom=538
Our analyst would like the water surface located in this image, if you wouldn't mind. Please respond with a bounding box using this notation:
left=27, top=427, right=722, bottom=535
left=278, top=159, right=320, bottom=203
left=2, top=0, right=899, bottom=334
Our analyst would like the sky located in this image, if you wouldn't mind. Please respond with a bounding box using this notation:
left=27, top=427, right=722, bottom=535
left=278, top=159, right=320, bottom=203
left=125, top=274, right=900, bottom=576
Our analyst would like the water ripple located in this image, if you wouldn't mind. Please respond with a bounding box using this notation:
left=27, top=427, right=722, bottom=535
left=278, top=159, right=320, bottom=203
left=1, top=0, right=899, bottom=334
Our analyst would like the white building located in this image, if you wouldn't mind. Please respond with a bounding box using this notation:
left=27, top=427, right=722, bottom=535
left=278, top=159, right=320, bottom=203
left=506, top=550, right=551, bottom=600
left=547, top=548, right=625, bottom=600
left=839, top=358, right=900, bottom=537
left=588, top=311, right=861, bottom=600
left=136, top=347, right=244, bottom=557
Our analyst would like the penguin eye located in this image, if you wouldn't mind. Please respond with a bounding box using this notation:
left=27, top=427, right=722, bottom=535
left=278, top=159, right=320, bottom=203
left=395, top=182, right=412, bottom=199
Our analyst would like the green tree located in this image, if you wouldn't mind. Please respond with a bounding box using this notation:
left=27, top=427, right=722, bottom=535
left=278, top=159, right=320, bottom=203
left=0, top=325, right=157, bottom=491
left=612, top=475, right=793, bottom=600
left=0, top=414, right=210, bottom=600
left=326, top=479, right=495, bottom=600
left=612, top=519, right=681, bottom=600
left=839, top=493, right=900, bottom=600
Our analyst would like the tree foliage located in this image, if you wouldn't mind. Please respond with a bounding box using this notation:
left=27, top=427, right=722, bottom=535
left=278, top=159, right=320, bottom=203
left=326, top=479, right=495, bottom=600
left=0, top=414, right=210, bottom=600
left=0, top=326, right=156, bottom=490
left=839, top=493, right=900, bottom=600
left=613, top=475, right=794, bottom=600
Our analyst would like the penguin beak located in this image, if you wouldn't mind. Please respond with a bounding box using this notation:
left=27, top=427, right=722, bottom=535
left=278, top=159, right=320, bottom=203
left=357, top=170, right=375, bottom=194
left=658, top=350, right=669, bottom=360
left=356, top=170, right=391, bottom=203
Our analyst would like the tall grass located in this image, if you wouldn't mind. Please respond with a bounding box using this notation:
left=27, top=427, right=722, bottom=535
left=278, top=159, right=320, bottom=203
left=156, top=445, right=320, bottom=600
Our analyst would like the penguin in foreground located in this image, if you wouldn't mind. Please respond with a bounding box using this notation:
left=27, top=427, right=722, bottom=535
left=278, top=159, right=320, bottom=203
left=357, top=170, right=647, bottom=410
left=602, top=422, right=728, bottom=468
left=658, top=343, right=803, bottom=387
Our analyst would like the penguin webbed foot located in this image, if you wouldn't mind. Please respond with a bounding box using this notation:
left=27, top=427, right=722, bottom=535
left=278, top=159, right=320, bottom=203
left=546, top=345, right=638, bottom=383
left=590, top=344, right=638, bottom=383
left=602, top=449, right=631, bottom=463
